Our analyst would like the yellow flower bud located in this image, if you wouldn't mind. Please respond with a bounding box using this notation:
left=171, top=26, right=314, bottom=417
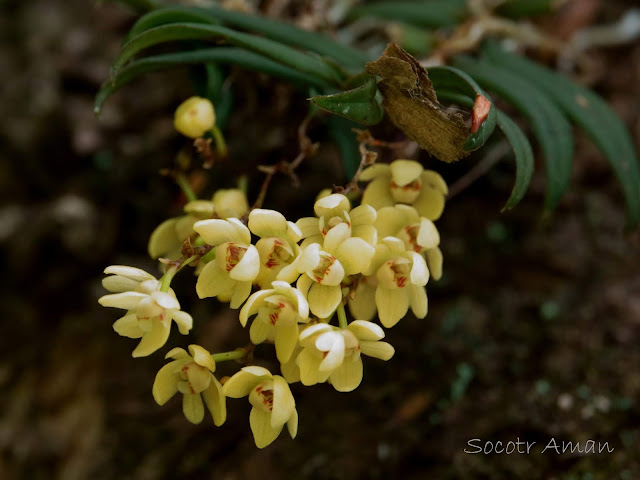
left=174, top=97, right=216, bottom=139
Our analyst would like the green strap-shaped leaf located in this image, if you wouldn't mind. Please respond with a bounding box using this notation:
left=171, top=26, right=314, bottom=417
left=436, top=91, right=534, bottom=210
left=310, top=75, right=383, bottom=126
left=112, top=22, right=342, bottom=84
left=427, top=66, right=498, bottom=151
left=349, top=0, right=468, bottom=28
left=327, top=116, right=361, bottom=179
left=128, top=6, right=367, bottom=70
left=496, top=0, right=558, bottom=19
left=483, top=41, right=640, bottom=228
left=95, top=48, right=332, bottom=114
left=126, top=8, right=220, bottom=41
left=452, top=55, right=574, bottom=211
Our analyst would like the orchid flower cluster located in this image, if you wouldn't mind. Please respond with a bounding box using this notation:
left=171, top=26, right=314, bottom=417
left=98, top=97, right=447, bottom=448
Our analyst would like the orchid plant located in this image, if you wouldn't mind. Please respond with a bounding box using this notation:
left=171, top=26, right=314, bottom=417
left=98, top=0, right=640, bottom=448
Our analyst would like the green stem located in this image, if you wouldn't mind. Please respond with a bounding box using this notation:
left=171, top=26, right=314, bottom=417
left=337, top=302, right=348, bottom=329
left=176, top=173, right=198, bottom=202
left=211, top=125, right=228, bottom=158
left=212, top=349, right=247, bottom=362
left=159, top=255, right=198, bottom=292
left=237, top=175, right=249, bottom=195
left=159, top=265, right=177, bottom=292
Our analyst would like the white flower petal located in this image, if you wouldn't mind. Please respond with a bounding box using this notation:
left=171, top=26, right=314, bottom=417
left=348, top=282, right=377, bottom=321
left=307, top=283, right=342, bottom=318
left=188, top=345, right=216, bottom=372
left=171, top=310, right=193, bottom=335
left=417, top=218, right=440, bottom=250
left=152, top=359, right=182, bottom=405
left=317, top=331, right=345, bottom=372
left=413, top=185, right=445, bottom=221
left=322, top=222, right=350, bottom=254
left=229, top=245, right=260, bottom=282
left=351, top=224, right=378, bottom=246
left=195, top=262, right=235, bottom=298
left=230, top=280, right=252, bottom=309
left=250, top=407, right=283, bottom=449
left=296, top=217, right=321, bottom=238
left=287, top=407, right=298, bottom=439
left=275, top=322, right=299, bottom=364
left=299, top=323, right=333, bottom=344
left=375, top=206, right=410, bottom=239
left=151, top=291, right=180, bottom=310
left=409, top=252, right=429, bottom=286
left=194, top=218, right=249, bottom=246
left=297, top=243, right=321, bottom=272
left=314, top=194, right=350, bottom=218
left=421, top=170, right=448, bottom=194
left=360, top=341, right=395, bottom=360
left=285, top=221, right=302, bottom=243
left=359, top=163, right=390, bottom=181
left=222, top=369, right=266, bottom=398
left=273, top=282, right=309, bottom=320
left=102, top=276, right=141, bottom=293
left=298, top=348, right=323, bottom=386
left=335, top=237, right=375, bottom=275
left=104, top=265, right=155, bottom=281
left=249, top=317, right=271, bottom=344
left=132, top=320, right=171, bottom=357
left=296, top=274, right=313, bottom=297
left=99, top=292, right=147, bottom=310
left=249, top=209, right=288, bottom=238
left=240, top=289, right=272, bottom=327
left=329, top=355, right=363, bottom=392
left=165, top=347, right=189, bottom=359
left=183, top=393, right=205, bottom=424
left=390, top=159, right=423, bottom=186
left=362, top=177, right=394, bottom=210
left=349, top=204, right=377, bottom=226
left=375, top=287, right=409, bottom=328
left=426, top=247, right=443, bottom=281
left=409, top=284, right=428, bottom=319
left=212, top=188, right=249, bottom=219
left=271, top=375, right=295, bottom=428
left=113, top=313, right=144, bottom=338
left=347, top=320, right=385, bottom=341
left=202, top=376, right=227, bottom=426
left=147, top=218, right=180, bottom=259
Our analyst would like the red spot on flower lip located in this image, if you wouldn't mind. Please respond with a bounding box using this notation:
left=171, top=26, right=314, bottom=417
left=471, top=94, right=491, bottom=134
left=390, top=180, right=420, bottom=191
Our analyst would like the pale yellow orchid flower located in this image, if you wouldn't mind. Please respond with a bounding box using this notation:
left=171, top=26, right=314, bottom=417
left=98, top=266, right=193, bottom=357
left=194, top=218, right=260, bottom=308
left=223, top=366, right=298, bottom=448
left=360, top=159, right=448, bottom=221
left=152, top=345, right=226, bottom=425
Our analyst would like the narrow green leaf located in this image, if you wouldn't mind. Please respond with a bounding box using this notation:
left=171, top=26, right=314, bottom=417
left=310, top=75, right=383, bottom=126
left=126, top=8, right=220, bottom=41
left=128, top=6, right=367, bottom=70
left=327, top=116, right=361, bottom=179
left=483, top=41, right=640, bottom=228
left=436, top=91, right=534, bottom=210
left=497, top=0, right=558, bottom=19
left=452, top=55, right=574, bottom=211
left=95, top=48, right=331, bottom=114
left=427, top=66, right=498, bottom=151
left=112, top=22, right=342, bottom=84
left=349, top=0, right=468, bottom=28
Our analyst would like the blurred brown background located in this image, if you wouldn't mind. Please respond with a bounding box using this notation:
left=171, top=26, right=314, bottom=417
left=1, top=0, right=640, bottom=478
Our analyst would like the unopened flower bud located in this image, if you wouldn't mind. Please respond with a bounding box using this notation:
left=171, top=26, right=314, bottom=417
left=174, top=97, right=216, bottom=139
